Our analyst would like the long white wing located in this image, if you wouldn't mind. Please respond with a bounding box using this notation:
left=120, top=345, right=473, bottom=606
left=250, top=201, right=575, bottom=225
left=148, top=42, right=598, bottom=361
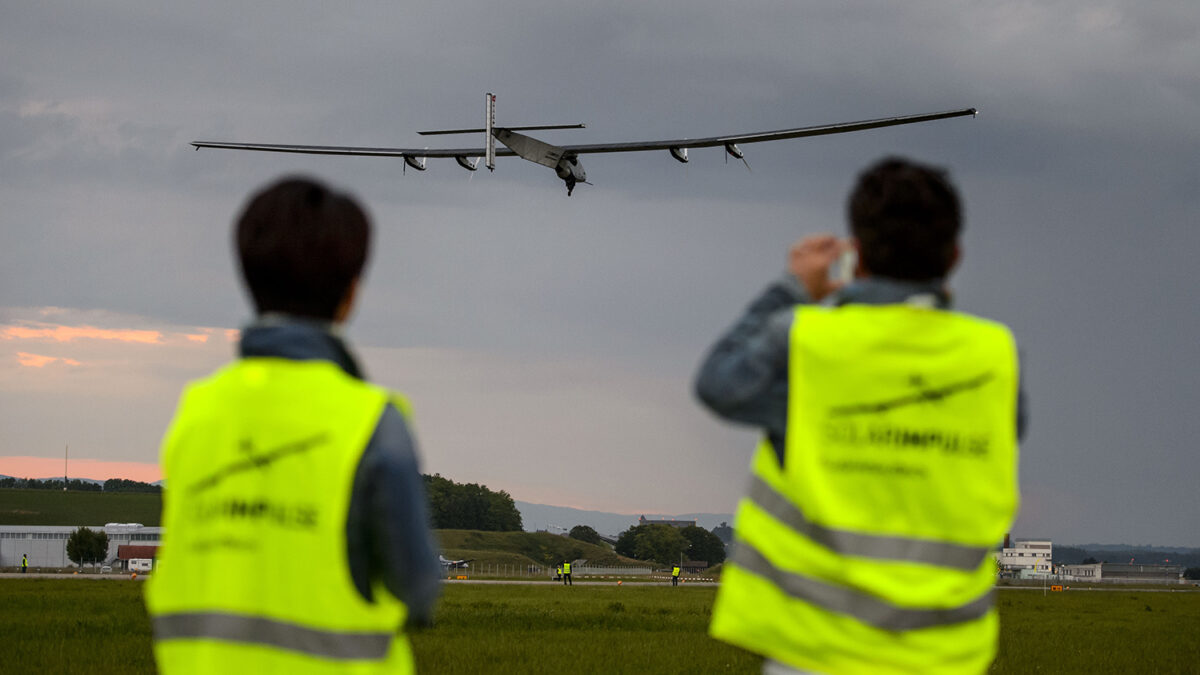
left=560, top=108, right=976, bottom=155
left=191, top=108, right=975, bottom=160
left=189, top=140, right=511, bottom=159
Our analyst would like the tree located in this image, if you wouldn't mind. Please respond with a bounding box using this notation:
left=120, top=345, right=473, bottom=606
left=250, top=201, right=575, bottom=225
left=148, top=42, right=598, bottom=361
left=615, top=524, right=688, bottom=567
left=711, top=521, right=734, bottom=545
left=1082, top=557, right=1099, bottom=565
left=1184, top=567, right=1200, bottom=581
left=681, top=525, right=726, bottom=566
left=422, top=474, right=523, bottom=531
left=66, top=527, right=109, bottom=567
left=614, top=525, right=644, bottom=559
left=569, top=525, right=603, bottom=546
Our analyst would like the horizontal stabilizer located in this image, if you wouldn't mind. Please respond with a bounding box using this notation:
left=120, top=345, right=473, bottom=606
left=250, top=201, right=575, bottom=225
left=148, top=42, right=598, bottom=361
left=419, top=123, right=585, bottom=136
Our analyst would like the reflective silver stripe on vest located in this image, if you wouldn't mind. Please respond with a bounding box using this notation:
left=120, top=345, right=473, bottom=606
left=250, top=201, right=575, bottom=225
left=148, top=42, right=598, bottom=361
left=747, top=474, right=990, bottom=571
left=732, top=542, right=994, bottom=631
left=153, top=613, right=392, bottom=661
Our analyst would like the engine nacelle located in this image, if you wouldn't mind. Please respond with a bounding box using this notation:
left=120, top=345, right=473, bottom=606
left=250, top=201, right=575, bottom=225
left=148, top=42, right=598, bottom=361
left=669, top=147, right=689, bottom=163
left=724, top=143, right=744, bottom=160
left=455, top=156, right=480, bottom=171
left=404, top=155, right=426, bottom=171
left=554, top=156, right=586, bottom=195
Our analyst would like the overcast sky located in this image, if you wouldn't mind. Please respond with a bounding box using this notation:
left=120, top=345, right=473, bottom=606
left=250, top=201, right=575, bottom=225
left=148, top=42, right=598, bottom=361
left=2, top=1, right=1197, bottom=546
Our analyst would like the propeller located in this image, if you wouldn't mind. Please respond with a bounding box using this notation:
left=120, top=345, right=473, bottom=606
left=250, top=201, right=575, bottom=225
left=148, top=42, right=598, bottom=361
left=725, top=143, right=751, bottom=172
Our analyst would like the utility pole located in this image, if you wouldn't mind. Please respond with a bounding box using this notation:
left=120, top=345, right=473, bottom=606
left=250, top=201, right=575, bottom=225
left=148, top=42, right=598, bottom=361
left=64, top=444, right=69, bottom=491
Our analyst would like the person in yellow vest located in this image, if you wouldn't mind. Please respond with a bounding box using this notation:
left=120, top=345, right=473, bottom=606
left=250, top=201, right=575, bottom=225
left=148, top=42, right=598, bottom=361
left=562, top=560, right=573, bottom=586
left=695, top=157, right=1026, bottom=675
left=145, top=176, right=441, bottom=673
left=21, top=553, right=27, bottom=573
left=672, top=565, right=681, bottom=586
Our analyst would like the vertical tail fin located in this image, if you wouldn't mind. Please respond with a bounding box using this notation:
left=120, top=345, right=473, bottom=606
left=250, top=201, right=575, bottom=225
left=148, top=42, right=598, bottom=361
left=486, top=93, right=496, bottom=172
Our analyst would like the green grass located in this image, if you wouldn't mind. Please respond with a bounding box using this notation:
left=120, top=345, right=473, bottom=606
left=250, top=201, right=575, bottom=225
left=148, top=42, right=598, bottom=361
left=0, top=488, right=162, bottom=526
left=2, top=580, right=1198, bottom=673
left=414, top=584, right=758, bottom=674
left=0, top=579, right=156, bottom=672
left=990, top=589, right=1200, bottom=673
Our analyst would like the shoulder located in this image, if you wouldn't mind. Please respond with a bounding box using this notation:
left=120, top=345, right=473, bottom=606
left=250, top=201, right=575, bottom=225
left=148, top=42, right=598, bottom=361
left=360, top=401, right=419, bottom=473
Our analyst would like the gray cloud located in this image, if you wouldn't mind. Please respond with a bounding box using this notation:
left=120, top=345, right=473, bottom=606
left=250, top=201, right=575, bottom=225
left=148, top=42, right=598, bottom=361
left=2, top=1, right=1197, bottom=545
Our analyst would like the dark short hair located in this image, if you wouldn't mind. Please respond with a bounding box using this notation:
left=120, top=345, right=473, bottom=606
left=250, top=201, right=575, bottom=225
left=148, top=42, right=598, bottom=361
left=235, top=176, right=371, bottom=319
left=847, top=157, right=961, bottom=281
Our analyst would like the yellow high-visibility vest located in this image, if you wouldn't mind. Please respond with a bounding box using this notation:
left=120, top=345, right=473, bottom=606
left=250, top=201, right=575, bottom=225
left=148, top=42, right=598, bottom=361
left=563, top=562, right=571, bottom=574
left=146, top=358, right=413, bottom=674
left=711, top=303, right=1019, bottom=674
left=672, top=566, right=681, bottom=577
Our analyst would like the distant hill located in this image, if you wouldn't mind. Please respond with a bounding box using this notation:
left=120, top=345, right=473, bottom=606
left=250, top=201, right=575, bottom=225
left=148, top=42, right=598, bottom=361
left=515, top=501, right=732, bottom=538
left=33, top=477, right=105, bottom=486
left=1072, top=543, right=1199, bottom=554
left=1056, top=544, right=1200, bottom=568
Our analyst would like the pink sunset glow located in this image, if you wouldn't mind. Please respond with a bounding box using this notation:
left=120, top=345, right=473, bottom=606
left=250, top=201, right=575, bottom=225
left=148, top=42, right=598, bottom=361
left=0, top=456, right=161, bottom=483
left=2, top=324, right=163, bottom=344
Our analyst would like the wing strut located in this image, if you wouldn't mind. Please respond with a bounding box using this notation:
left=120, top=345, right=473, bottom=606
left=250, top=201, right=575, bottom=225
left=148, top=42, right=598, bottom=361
left=486, top=93, right=495, bottom=172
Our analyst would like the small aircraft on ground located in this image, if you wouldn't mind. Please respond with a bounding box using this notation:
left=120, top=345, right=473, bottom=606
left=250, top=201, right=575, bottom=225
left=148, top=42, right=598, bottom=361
left=192, top=94, right=976, bottom=195
left=439, top=555, right=472, bottom=570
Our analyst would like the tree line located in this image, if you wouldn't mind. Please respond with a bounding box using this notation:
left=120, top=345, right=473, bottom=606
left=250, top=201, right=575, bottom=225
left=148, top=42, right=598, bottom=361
left=0, top=477, right=100, bottom=491
left=0, top=477, right=160, bottom=493
left=1055, top=545, right=1200, bottom=570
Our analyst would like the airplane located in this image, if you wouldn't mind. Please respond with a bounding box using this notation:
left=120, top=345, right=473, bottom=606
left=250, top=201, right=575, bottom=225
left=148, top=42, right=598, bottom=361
left=439, top=555, right=472, bottom=570
left=192, top=93, right=977, bottom=196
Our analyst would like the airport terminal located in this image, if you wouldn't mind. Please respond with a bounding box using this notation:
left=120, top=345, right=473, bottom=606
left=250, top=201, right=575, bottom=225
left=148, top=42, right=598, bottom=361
left=997, top=538, right=1185, bottom=584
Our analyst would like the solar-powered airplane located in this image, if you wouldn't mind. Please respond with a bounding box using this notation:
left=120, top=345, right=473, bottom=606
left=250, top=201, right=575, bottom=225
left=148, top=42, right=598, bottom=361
left=192, top=93, right=976, bottom=195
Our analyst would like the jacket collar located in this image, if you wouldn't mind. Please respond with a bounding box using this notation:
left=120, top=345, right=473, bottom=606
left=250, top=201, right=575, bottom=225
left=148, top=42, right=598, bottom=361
left=832, top=276, right=952, bottom=310
left=238, top=314, right=364, bottom=380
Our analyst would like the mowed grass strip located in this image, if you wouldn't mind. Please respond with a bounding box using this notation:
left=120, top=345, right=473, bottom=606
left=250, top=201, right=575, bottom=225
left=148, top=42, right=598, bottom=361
left=3, top=579, right=1198, bottom=673
left=0, top=488, right=162, bottom=526
left=413, top=584, right=760, bottom=674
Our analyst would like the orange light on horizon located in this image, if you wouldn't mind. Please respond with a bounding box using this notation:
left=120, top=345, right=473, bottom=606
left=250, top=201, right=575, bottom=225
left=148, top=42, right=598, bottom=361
left=16, top=352, right=57, bottom=368
left=2, top=324, right=163, bottom=344
left=14, top=352, right=84, bottom=368
left=0, top=456, right=161, bottom=484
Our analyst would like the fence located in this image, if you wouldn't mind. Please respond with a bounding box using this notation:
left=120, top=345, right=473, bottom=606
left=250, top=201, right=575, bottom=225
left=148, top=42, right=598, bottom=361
left=447, top=563, right=654, bottom=578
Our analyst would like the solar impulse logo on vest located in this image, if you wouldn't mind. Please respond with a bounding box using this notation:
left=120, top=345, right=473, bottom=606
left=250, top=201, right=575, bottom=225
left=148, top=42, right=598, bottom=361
left=821, top=422, right=991, bottom=457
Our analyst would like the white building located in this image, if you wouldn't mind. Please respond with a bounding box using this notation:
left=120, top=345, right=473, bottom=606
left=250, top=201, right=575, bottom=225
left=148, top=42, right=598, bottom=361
left=998, top=539, right=1053, bottom=578
left=1059, top=562, right=1184, bottom=584
left=1, top=523, right=162, bottom=569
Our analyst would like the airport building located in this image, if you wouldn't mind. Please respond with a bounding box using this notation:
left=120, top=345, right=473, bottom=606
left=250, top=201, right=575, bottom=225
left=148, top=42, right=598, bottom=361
left=0, top=523, right=162, bottom=570
left=998, top=539, right=1053, bottom=578
left=637, top=515, right=697, bottom=529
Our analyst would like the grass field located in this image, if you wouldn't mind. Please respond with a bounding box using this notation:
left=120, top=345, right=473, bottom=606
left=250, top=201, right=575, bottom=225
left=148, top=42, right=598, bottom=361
left=437, top=528, right=644, bottom=571
left=0, top=488, right=162, bottom=526
left=2, top=579, right=1198, bottom=673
